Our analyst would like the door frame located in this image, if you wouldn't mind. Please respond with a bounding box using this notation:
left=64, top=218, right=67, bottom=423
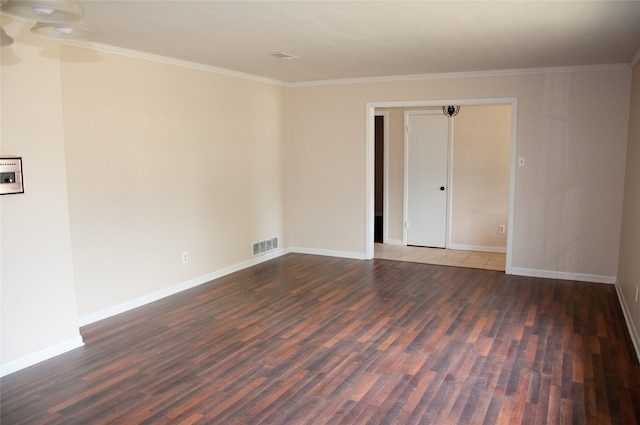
left=365, top=98, right=518, bottom=275
left=403, top=110, right=451, bottom=247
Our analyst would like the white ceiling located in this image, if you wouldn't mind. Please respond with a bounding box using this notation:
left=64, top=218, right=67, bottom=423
left=77, top=1, right=640, bottom=83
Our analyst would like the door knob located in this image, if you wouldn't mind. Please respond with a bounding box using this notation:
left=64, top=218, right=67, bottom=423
left=440, top=186, right=445, bottom=191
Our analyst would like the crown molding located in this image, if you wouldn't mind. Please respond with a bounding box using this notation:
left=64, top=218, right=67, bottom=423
left=63, top=41, right=631, bottom=88
left=285, top=63, right=631, bottom=88
left=64, top=41, right=288, bottom=87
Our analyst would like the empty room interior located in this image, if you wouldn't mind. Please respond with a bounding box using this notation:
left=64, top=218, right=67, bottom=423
left=1, top=1, right=640, bottom=424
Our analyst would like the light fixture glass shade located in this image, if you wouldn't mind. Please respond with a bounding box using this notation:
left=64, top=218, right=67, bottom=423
left=1, top=26, right=14, bottom=46
left=31, top=20, right=94, bottom=40
left=1, top=0, right=82, bottom=23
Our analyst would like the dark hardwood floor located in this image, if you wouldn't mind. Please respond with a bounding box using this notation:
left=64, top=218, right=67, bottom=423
left=2, top=254, right=639, bottom=424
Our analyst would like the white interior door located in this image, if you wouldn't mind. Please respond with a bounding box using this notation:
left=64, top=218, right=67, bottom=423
left=405, top=112, right=449, bottom=248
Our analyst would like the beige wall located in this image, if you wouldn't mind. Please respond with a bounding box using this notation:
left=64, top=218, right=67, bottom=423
left=287, top=69, right=630, bottom=279
left=285, top=84, right=369, bottom=255
left=450, top=104, right=510, bottom=250
left=617, top=61, right=640, bottom=350
left=60, top=45, right=287, bottom=318
left=1, top=19, right=82, bottom=368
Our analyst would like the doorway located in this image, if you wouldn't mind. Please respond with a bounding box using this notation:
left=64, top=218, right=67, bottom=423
left=366, top=98, right=518, bottom=275
left=374, top=114, right=385, bottom=243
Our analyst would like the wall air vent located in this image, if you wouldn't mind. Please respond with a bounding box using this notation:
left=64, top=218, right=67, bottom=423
left=268, top=52, right=300, bottom=60
left=252, top=236, right=279, bottom=256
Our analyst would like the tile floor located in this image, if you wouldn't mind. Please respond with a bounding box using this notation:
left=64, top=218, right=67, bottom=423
left=374, top=243, right=506, bottom=271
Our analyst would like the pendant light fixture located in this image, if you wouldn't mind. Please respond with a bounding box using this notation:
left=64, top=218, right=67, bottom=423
left=442, top=105, right=461, bottom=117
left=0, top=0, right=95, bottom=43
left=0, top=0, right=82, bottom=23
left=31, top=18, right=94, bottom=40
left=0, top=0, right=10, bottom=46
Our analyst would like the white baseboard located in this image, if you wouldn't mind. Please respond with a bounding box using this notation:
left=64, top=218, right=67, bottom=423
left=382, top=239, right=404, bottom=246
left=79, top=248, right=291, bottom=327
left=510, top=267, right=616, bottom=284
left=614, top=282, right=640, bottom=361
left=448, top=243, right=507, bottom=254
left=1, top=335, right=84, bottom=378
left=80, top=246, right=367, bottom=327
left=3, top=249, right=292, bottom=377
left=289, top=247, right=366, bottom=260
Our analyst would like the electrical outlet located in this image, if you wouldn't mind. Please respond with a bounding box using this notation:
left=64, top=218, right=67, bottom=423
left=499, top=225, right=505, bottom=234
left=182, top=252, right=188, bottom=264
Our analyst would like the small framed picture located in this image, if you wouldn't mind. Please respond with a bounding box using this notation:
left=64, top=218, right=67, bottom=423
left=0, top=157, right=24, bottom=195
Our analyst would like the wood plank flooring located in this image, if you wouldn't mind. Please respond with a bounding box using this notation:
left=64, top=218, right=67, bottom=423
left=2, top=254, right=639, bottom=424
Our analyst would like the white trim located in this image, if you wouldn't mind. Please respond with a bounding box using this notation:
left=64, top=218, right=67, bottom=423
left=65, top=41, right=286, bottom=87
left=631, top=46, right=640, bottom=68
left=510, top=267, right=615, bottom=284
left=448, top=244, right=507, bottom=254
left=505, top=98, right=518, bottom=275
left=370, top=98, right=518, bottom=110
left=63, top=41, right=630, bottom=88
left=289, top=247, right=366, bottom=260
left=1, top=336, right=84, bottom=378
left=288, top=64, right=630, bottom=88
left=614, top=282, right=640, bottom=361
left=402, top=111, right=409, bottom=245
left=365, top=106, right=376, bottom=260
left=79, top=248, right=290, bottom=327
left=383, top=239, right=404, bottom=246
